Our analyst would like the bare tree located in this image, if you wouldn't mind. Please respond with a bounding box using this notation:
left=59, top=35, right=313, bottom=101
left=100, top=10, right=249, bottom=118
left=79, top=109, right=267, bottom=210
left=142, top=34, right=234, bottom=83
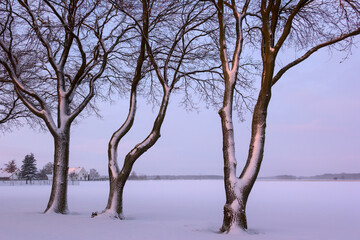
left=96, top=0, right=216, bottom=219
left=0, top=0, right=131, bottom=213
left=0, top=65, right=36, bottom=132
left=42, top=162, right=54, bottom=175
left=212, top=0, right=360, bottom=232
left=89, top=168, right=100, bottom=180
left=209, top=0, right=252, bottom=232
left=4, top=159, right=18, bottom=173
left=0, top=88, right=26, bottom=131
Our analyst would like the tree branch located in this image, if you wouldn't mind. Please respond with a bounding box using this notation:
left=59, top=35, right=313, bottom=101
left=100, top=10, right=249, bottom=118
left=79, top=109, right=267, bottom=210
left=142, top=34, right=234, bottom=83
left=272, top=28, right=360, bottom=86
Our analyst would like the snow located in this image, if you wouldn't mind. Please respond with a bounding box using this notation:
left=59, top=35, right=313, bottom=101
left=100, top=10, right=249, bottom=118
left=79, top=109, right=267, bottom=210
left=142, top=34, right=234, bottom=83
left=0, top=169, right=13, bottom=178
left=0, top=180, right=359, bottom=240
left=108, top=149, right=119, bottom=178
left=239, top=125, right=263, bottom=186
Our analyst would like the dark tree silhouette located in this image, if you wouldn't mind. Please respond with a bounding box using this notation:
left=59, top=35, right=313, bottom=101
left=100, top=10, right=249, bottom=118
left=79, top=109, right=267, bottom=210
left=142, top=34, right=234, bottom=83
left=89, top=169, right=100, bottom=180
left=4, top=160, right=18, bottom=173
left=41, top=162, right=53, bottom=175
left=20, top=153, right=37, bottom=183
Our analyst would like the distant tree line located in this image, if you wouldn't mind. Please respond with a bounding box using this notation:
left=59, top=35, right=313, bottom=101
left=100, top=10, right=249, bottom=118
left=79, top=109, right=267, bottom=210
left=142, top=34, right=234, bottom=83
left=2, top=154, right=101, bottom=182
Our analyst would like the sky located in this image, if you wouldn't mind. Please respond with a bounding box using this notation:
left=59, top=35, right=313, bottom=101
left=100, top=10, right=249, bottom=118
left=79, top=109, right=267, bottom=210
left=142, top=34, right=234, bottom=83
left=0, top=47, right=359, bottom=177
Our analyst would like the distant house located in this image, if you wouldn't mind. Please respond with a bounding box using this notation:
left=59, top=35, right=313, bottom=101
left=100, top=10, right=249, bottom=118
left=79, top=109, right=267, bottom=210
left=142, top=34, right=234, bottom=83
left=0, top=169, right=20, bottom=180
left=68, top=167, right=88, bottom=181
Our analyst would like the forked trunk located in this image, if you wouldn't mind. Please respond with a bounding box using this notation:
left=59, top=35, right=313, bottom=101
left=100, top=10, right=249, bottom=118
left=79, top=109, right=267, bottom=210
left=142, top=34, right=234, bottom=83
left=100, top=90, right=137, bottom=218
left=98, top=88, right=171, bottom=219
left=220, top=87, right=270, bottom=232
left=44, top=129, right=70, bottom=214
left=220, top=185, right=248, bottom=231
left=102, top=136, right=135, bottom=219
left=102, top=176, right=127, bottom=218
left=98, top=2, right=150, bottom=218
left=102, top=162, right=132, bottom=218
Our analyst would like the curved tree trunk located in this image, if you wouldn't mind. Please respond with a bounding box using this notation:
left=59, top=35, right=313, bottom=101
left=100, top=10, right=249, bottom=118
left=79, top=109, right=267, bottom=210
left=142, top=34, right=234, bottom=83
left=102, top=157, right=135, bottom=219
left=98, top=0, right=173, bottom=219
left=100, top=5, right=147, bottom=216
left=102, top=90, right=138, bottom=219
left=103, top=170, right=130, bottom=219
left=100, top=88, right=170, bottom=218
left=45, top=129, right=70, bottom=214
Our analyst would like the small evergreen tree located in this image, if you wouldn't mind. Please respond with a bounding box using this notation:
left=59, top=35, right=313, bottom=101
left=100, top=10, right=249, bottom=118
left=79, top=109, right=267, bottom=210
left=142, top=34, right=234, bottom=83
left=20, top=153, right=37, bottom=183
left=4, top=160, right=18, bottom=173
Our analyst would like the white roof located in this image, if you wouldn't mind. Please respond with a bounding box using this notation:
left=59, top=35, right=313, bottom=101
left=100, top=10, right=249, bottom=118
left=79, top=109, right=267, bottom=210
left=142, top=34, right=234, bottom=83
left=68, top=167, right=86, bottom=174
left=0, top=169, right=18, bottom=178
left=0, top=170, right=12, bottom=178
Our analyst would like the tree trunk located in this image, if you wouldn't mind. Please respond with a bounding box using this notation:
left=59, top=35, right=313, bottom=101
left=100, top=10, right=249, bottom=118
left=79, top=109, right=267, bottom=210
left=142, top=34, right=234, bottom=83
left=44, top=129, right=70, bottom=214
left=102, top=164, right=132, bottom=219
left=99, top=88, right=170, bottom=219
left=218, top=72, right=242, bottom=231
left=219, top=80, right=246, bottom=232
left=102, top=138, right=135, bottom=219
left=220, top=190, right=248, bottom=231
left=220, top=83, right=271, bottom=232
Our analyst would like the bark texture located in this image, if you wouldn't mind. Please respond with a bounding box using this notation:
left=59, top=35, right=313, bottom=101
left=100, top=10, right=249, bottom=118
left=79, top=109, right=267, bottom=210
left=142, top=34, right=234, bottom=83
left=45, top=130, right=71, bottom=213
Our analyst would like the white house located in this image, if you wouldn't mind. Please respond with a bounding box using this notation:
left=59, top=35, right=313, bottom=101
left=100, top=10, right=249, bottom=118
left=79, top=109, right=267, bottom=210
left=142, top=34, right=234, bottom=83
left=0, top=169, right=20, bottom=180
left=68, top=167, right=88, bottom=181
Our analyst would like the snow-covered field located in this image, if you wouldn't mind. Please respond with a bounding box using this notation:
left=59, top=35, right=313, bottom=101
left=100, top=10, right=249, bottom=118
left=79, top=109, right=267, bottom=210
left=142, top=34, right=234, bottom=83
left=0, top=180, right=359, bottom=240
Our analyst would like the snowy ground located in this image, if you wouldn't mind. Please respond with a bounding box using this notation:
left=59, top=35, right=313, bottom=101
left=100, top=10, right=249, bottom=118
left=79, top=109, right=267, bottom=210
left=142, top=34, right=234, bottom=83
left=0, top=180, right=359, bottom=240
